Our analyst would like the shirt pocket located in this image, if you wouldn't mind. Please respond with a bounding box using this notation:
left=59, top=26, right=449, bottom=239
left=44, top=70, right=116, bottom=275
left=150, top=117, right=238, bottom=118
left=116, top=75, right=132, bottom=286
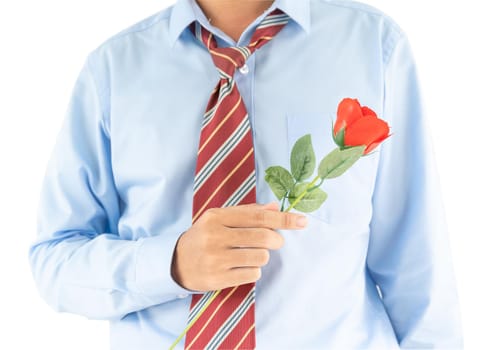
left=286, top=112, right=376, bottom=231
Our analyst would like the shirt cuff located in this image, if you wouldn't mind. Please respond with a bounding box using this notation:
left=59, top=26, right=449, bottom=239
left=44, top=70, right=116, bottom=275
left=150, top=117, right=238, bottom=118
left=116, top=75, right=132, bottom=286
left=135, top=232, right=195, bottom=301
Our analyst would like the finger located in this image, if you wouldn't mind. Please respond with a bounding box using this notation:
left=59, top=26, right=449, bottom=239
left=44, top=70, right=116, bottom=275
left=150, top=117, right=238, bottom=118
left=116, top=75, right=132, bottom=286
left=225, top=267, right=262, bottom=287
left=242, top=202, right=279, bottom=211
left=218, top=205, right=308, bottom=230
left=227, top=228, right=284, bottom=250
left=261, top=202, right=280, bottom=211
left=225, top=248, right=270, bottom=269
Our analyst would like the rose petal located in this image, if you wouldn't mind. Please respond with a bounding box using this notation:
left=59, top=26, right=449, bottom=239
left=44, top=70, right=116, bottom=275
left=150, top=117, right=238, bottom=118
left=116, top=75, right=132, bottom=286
left=344, top=116, right=390, bottom=152
left=364, top=133, right=391, bottom=154
left=361, top=106, right=377, bottom=118
left=334, top=98, right=363, bottom=134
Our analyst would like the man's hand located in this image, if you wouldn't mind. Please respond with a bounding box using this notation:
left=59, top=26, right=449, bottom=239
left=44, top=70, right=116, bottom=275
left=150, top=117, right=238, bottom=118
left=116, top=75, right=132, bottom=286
left=171, top=202, right=308, bottom=292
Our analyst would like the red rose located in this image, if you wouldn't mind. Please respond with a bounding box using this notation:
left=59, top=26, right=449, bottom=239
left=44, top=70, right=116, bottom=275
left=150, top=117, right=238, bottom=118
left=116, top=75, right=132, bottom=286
left=333, top=98, right=390, bottom=154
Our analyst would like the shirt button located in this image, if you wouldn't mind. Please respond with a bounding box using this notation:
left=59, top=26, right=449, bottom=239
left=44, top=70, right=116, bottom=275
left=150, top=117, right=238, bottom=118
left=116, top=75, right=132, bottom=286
left=177, top=294, right=188, bottom=299
left=239, top=64, right=249, bottom=75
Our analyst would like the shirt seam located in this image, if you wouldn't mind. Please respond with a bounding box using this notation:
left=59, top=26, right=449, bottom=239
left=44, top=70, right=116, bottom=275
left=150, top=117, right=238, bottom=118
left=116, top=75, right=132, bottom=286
left=374, top=33, right=406, bottom=203
left=317, top=0, right=404, bottom=50
left=317, top=0, right=402, bottom=26
left=94, top=10, right=171, bottom=53
left=86, top=56, right=110, bottom=138
left=383, top=30, right=404, bottom=67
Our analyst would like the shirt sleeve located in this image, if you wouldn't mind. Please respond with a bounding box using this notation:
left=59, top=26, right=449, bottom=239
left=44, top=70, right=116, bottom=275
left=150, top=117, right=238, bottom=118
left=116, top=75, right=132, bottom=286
left=366, top=34, right=464, bottom=348
left=28, top=55, right=193, bottom=321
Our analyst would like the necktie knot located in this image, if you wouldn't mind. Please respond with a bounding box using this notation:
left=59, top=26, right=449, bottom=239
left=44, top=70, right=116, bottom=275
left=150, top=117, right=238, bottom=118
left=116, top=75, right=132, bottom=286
left=191, top=9, right=290, bottom=79
left=210, top=46, right=251, bottom=78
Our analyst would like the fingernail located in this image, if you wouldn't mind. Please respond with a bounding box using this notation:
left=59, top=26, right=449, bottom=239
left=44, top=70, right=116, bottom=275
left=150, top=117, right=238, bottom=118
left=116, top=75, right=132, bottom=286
left=296, top=216, right=308, bottom=228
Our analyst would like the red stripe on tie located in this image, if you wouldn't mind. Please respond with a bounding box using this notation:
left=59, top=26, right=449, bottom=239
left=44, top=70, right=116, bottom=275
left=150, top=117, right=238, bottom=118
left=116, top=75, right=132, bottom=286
left=198, top=91, right=243, bottom=146
left=193, top=132, right=253, bottom=207
left=218, top=302, right=256, bottom=349
left=190, top=293, right=204, bottom=306
left=196, top=101, right=248, bottom=171
left=195, top=148, right=255, bottom=212
left=189, top=287, right=250, bottom=350
left=238, top=186, right=258, bottom=206
left=185, top=287, right=237, bottom=348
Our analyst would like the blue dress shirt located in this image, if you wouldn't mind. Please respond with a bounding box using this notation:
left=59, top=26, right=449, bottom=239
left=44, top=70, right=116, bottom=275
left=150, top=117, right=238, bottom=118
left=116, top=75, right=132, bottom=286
left=29, top=0, right=463, bottom=348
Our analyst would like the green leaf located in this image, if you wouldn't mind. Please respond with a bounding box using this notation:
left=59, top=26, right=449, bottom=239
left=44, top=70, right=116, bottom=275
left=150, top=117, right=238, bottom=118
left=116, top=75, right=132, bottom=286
left=290, top=134, right=316, bottom=181
left=318, top=146, right=365, bottom=179
left=288, top=182, right=328, bottom=213
left=264, top=166, right=295, bottom=200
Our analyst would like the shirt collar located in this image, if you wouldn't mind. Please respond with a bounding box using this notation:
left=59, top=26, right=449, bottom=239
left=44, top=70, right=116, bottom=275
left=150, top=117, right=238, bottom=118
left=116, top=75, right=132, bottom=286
left=168, top=0, right=310, bottom=47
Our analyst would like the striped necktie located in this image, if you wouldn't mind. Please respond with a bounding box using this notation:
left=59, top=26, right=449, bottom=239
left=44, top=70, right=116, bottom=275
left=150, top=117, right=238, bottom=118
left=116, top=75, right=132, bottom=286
left=184, top=9, right=289, bottom=350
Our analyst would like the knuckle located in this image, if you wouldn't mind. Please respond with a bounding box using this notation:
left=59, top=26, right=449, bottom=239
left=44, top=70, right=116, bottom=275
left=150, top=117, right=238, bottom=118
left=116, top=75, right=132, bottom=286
left=254, top=210, right=267, bottom=226
left=198, top=227, right=225, bottom=251
left=202, top=208, right=218, bottom=223
left=283, top=213, right=293, bottom=228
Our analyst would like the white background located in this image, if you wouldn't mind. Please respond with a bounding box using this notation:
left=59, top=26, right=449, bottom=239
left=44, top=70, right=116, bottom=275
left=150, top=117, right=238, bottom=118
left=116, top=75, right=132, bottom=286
left=0, top=0, right=483, bottom=349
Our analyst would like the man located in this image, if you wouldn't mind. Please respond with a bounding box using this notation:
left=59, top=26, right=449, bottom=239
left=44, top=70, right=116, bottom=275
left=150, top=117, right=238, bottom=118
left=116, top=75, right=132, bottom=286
left=29, top=0, right=463, bottom=349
